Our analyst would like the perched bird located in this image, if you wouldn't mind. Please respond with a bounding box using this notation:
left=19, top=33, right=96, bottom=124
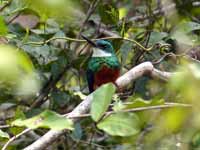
left=82, top=35, right=120, bottom=93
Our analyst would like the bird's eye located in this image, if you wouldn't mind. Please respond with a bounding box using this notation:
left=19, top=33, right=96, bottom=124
left=100, top=44, right=107, bottom=49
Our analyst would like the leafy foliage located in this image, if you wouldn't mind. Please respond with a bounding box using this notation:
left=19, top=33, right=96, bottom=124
left=98, top=4, right=119, bottom=25
left=12, top=110, right=74, bottom=130
left=0, top=130, right=9, bottom=139
left=97, top=112, right=141, bottom=136
left=0, top=0, right=200, bottom=149
left=0, top=16, right=7, bottom=36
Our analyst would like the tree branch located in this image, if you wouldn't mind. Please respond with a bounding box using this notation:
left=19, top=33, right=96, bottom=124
left=0, top=0, right=12, bottom=12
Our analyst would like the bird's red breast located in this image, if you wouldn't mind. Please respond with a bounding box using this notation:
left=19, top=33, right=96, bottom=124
left=93, top=65, right=120, bottom=90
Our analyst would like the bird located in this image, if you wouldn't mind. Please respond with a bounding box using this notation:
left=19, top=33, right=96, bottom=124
left=81, top=35, right=120, bottom=93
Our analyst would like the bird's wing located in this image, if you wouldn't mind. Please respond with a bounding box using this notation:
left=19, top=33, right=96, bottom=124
left=86, top=68, right=94, bottom=93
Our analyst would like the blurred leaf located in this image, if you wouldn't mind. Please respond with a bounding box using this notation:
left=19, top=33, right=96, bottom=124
left=91, top=83, right=116, bottom=122
left=0, top=16, right=7, bottom=36
left=26, top=108, right=43, bottom=118
left=119, top=7, right=127, bottom=19
left=31, top=19, right=60, bottom=35
left=12, top=110, right=74, bottom=130
left=51, top=90, right=70, bottom=109
left=134, top=77, right=150, bottom=99
left=24, top=0, right=82, bottom=22
left=120, top=41, right=133, bottom=65
left=98, top=4, right=119, bottom=25
left=11, top=14, right=39, bottom=29
left=15, top=107, right=26, bottom=120
left=169, top=63, right=200, bottom=102
left=191, top=131, right=200, bottom=149
left=97, top=112, right=141, bottom=136
left=171, top=21, right=200, bottom=45
left=21, top=44, right=60, bottom=65
left=15, top=73, right=40, bottom=96
left=0, top=45, right=40, bottom=98
left=174, top=21, right=200, bottom=33
left=9, top=107, right=26, bottom=135
left=154, top=108, right=188, bottom=136
left=148, top=31, right=168, bottom=46
left=0, top=130, right=9, bottom=139
left=50, top=55, right=68, bottom=79
left=71, top=123, right=82, bottom=140
left=8, top=0, right=27, bottom=13
left=121, top=97, right=165, bottom=127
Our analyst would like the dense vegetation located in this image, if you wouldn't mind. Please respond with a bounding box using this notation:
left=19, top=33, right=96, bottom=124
left=0, top=0, right=200, bottom=149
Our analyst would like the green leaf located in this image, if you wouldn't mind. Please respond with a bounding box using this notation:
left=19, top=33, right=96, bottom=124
left=0, top=130, right=9, bottom=139
left=97, top=112, right=141, bottom=136
left=148, top=31, right=168, bottom=46
left=12, top=110, right=74, bottom=130
left=0, top=16, right=7, bottom=36
left=51, top=55, right=68, bottom=79
left=191, top=131, right=200, bottom=149
left=71, top=123, right=82, bottom=140
left=175, top=21, right=200, bottom=33
left=98, top=4, right=119, bottom=25
left=51, top=90, right=70, bottom=109
left=171, top=21, right=200, bottom=45
left=120, top=41, right=133, bottom=65
left=0, top=45, right=40, bottom=98
left=119, top=7, right=127, bottom=19
left=31, top=19, right=60, bottom=35
left=21, top=44, right=61, bottom=65
left=0, top=45, right=34, bottom=78
left=91, top=83, right=116, bottom=122
left=24, top=0, right=81, bottom=22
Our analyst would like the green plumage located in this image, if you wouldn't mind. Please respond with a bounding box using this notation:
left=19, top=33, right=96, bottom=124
left=88, top=56, right=120, bottom=73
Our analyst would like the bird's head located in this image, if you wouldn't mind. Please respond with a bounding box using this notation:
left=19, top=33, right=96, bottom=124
left=95, top=40, right=114, bottom=53
left=81, top=35, right=115, bottom=57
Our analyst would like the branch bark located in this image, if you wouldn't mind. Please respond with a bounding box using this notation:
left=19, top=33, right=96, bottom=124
left=23, top=62, right=174, bottom=150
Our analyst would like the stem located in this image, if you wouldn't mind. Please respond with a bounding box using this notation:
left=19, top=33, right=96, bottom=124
left=25, top=36, right=154, bottom=51
left=2, top=128, right=31, bottom=150
left=66, top=103, right=192, bottom=119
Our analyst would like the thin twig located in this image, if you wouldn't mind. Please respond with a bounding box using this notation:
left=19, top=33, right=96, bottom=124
left=76, top=0, right=100, bottom=39
left=74, top=0, right=100, bottom=54
left=25, top=36, right=154, bottom=52
left=2, top=128, right=31, bottom=150
left=153, top=53, right=175, bottom=65
left=30, top=64, right=71, bottom=109
left=6, top=12, right=21, bottom=25
left=0, top=124, right=10, bottom=129
left=66, top=103, right=192, bottom=119
left=0, top=0, right=12, bottom=12
left=74, top=139, right=110, bottom=149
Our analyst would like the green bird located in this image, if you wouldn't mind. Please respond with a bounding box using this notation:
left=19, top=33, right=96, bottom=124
left=82, top=35, right=120, bottom=93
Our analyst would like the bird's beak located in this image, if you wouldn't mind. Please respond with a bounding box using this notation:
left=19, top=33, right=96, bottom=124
left=81, top=34, right=97, bottom=47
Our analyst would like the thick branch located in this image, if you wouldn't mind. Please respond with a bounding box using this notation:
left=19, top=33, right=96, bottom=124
left=24, top=62, right=173, bottom=150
